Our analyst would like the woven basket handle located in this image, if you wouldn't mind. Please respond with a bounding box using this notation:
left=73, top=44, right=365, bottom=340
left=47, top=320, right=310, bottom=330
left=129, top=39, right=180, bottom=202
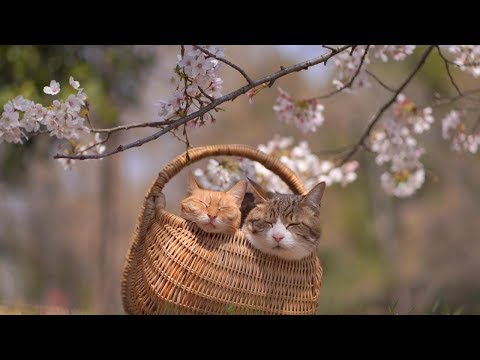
left=147, top=144, right=306, bottom=202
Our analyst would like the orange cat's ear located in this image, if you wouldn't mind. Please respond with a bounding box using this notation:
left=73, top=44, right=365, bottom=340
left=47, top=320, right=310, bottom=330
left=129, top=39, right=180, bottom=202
left=246, top=177, right=269, bottom=203
left=227, top=179, right=248, bottom=207
left=187, top=172, right=202, bottom=195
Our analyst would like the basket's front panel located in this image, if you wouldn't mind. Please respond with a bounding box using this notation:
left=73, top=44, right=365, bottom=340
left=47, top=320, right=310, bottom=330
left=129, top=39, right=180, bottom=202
left=124, top=211, right=322, bottom=315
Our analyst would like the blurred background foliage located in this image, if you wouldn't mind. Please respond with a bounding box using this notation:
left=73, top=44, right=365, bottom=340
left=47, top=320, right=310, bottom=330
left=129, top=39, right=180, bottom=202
left=0, top=45, right=478, bottom=314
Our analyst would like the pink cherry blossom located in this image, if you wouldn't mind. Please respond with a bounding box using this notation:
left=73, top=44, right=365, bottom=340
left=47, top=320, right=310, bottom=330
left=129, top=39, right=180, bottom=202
left=273, top=88, right=325, bottom=133
left=43, top=80, right=61, bottom=95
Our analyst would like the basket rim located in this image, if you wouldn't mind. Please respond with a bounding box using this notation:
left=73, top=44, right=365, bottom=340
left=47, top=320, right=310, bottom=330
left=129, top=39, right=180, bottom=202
left=145, top=144, right=307, bottom=206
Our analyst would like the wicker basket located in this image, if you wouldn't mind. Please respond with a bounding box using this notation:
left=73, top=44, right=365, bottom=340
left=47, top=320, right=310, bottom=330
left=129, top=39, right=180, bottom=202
left=121, top=144, right=323, bottom=315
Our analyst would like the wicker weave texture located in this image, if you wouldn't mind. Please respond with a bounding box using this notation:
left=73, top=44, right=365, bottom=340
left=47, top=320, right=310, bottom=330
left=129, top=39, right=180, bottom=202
left=121, top=144, right=323, bottom=315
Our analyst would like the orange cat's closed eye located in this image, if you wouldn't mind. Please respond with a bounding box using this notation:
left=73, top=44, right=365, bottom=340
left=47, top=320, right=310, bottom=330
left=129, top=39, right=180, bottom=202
left=180, top=174, right=248, bottom=234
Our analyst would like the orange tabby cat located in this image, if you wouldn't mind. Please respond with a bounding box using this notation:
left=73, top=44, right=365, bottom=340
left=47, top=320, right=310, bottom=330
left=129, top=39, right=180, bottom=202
left=180, top=174, right=248, bottom=234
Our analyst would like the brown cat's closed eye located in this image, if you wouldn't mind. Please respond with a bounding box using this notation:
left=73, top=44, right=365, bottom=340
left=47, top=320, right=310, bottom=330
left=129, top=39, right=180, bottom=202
left=180, top=174, right=248, bottom=234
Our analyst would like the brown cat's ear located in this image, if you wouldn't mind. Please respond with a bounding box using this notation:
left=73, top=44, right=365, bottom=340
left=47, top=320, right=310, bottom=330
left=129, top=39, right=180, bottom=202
left=246, top=177, right=269, bottom=203
left=301, top=182, right=326, bottom=214
left=187, top=172, right=202, bottom=195
left=227, top=179, right=248, bottom=207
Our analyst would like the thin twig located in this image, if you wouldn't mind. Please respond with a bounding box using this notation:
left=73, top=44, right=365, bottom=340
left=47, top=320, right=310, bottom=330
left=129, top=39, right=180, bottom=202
left=55, top=45, right=353, bottom=161
left=312, top=45, right=370, bottom=100
left=322, top=45, right=339, bottom=52
left=366, top=70, right=396, bottom=93
left=91, top=121, right=170, bottom=134
left=198, top=86, right=214, bottom=102
left=313, top=144, right=356, bottom=156
left=183, top=123, right=191, bottom=160
left=85, top=103, right=93, bottom=128
left=436, top=46, right=462, bottom=95
left=433, top=88, right=480, bottom=107
left=337, top=45, right=435, bottom=166
left=169, top=129, right=188, bottom=145
left=78, top=133, right=111, bottom=154
left=439, top=52, right=480, bottom=68
left=194, top=45, right=253, bottom=85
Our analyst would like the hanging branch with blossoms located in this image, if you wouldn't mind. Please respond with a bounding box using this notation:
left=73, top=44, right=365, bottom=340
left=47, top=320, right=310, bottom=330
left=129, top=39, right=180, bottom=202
left=1, top=44, right=479, bottom=198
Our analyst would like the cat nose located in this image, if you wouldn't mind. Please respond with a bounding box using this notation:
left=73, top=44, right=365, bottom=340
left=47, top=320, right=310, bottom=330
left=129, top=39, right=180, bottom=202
left=272, top=234, right=284, bottom=242
left=208, top=214, right=217, bottom=220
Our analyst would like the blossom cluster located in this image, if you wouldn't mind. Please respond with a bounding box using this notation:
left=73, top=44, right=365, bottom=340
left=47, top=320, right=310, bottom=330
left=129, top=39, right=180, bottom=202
left=194, top=157, right=255, bottom=191
left=272, top=46, right=418, bottom=137
left=273, top=88, right=325, bottom=133
left=56, top=133, right=107, bottom=170
left=370, top=122, right=426, bottom=198
left=331, top=45, right=371, bottom=90
left=441, top=110, right=480, bottom=154
left=369, top=94, right=433, bottom=198
left=155, top=45, right=224, bottom=128
left=194, top=135, right=359, bottom=193
left=393, top=94, right=434, bottom=134
left=0, top=77, right=89, bottom=145
left=331, top=45, right=416, bottom=91
left=0, top=77, right=106, bottom=170
left=372, top=45, right=416, bottom=62
left=448, top=45, right=480, bottom=78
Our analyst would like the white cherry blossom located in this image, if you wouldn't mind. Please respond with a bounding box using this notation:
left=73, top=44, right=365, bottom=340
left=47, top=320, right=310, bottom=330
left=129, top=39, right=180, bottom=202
left=69, top=76, right=81, bottom=90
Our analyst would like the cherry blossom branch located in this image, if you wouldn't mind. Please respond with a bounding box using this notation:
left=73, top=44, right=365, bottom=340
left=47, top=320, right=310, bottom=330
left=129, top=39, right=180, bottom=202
left=79, top=133, right=110, bottom=154
left=366, top=70, right=395, bottom=93
left=85, top=103, right=93, bottom=128
left=198, top=86, right=214, bottom=102
left=322, top=45, right=339, bottom=52
left=433, top=88, right=480, bottom=107
left=312, top=45, right=370, bottom=100
left=54, top=45, right=353, bottom=160
left=436, top=46, right=462, bottom=95
left=194, top=45, right=253, bottom=85
left=337, top=45, right=435, bottom=166
left=314, top=144, right=357, bottom=156
left=90, top=121, right=171, bottom=134
left=169, top=128, right=189, bottom=145
left=438, top=52, right=480, bottom=68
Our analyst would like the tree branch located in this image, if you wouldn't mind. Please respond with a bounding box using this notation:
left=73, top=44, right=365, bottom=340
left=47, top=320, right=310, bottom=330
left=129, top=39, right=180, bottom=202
left=337, top=45, right=435, bottom=166
left=90, top=121, right=170, bottom=134
left=198, top=86, right=214, bottom=102
left=433, top=88, right=480, bottom=107
left=313, top=45, right=370, bottom=100
left=436, top=46, right=462, bottom=96
left=366, top=70, right=395, bottom=93
left=78, top=133, right=110, bottom=154
left=194, top=45, right=253, bottom=85
left=55, top=45, right=354, bottom=160
left=322, top=45, right=339, bottom=52
left=313, top=144, right=357, bottom=156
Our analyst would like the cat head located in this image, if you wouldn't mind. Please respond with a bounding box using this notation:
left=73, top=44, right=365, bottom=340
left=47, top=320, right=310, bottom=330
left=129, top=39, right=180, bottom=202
left=180, top=174, right=248, bottom=234
left=242, top=179, right=326, bottom=261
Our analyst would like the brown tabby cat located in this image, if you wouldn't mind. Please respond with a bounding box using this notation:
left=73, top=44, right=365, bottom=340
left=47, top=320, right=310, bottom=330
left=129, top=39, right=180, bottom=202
left=242, top=179, right=326, bottom=261
left=180, top=174, right=248, bottom=234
